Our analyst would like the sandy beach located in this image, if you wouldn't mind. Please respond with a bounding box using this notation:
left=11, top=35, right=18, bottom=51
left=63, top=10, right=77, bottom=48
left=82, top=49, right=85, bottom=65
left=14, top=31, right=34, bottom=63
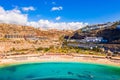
left=0, top=54, right=120, bottom=67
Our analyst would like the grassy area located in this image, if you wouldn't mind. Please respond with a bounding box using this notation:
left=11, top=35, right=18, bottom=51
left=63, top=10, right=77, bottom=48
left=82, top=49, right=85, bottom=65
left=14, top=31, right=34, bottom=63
left=8, top=46, right=106, bottom=56
left=35, top=46, right=106, bottom=56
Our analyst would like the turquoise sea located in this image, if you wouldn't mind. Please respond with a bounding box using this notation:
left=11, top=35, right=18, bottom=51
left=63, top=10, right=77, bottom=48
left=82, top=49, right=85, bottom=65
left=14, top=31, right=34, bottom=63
left=0, top=62, right=120, bottom=80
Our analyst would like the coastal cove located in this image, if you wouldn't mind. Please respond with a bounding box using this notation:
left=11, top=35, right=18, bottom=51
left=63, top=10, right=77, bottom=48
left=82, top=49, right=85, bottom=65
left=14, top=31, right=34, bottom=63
left=0, top=1, right=120, bottom=80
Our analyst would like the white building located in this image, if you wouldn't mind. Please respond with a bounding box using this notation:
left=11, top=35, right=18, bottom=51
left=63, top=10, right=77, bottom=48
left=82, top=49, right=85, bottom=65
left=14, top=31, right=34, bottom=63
left=85, top=37, right=103, bottom=43
left=117, top=25, right=120, bottom=29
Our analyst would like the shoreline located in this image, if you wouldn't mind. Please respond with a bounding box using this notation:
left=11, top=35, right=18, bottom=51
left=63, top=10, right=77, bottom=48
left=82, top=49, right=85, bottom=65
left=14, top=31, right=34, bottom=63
left=0, top=54, right=120, bottom=67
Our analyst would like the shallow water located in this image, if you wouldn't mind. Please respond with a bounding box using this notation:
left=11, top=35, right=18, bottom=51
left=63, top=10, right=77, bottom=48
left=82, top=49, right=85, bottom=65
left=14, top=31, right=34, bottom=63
left=0, top=62, right=120, bottom=80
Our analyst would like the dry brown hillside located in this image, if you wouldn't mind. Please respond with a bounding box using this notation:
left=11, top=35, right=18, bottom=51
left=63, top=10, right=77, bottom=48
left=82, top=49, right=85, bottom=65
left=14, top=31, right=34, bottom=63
left=0, top=23, right=73, bottom=53
left=0, top=23, right=73, bottom=39
left=0, top=23, right=36, bottom=35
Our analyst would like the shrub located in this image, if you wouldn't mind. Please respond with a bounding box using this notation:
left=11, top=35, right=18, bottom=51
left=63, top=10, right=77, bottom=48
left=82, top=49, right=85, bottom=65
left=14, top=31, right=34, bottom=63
left=36, top=47, right=43, bottom=51
left=12, top=47, right=15, bottom=51
left=44, top=48, right=50, bottom=52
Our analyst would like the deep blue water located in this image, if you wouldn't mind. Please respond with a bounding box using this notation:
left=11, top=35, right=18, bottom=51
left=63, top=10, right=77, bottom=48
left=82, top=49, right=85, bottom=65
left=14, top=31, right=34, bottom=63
left=0, top=62, right=120, bottom=80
